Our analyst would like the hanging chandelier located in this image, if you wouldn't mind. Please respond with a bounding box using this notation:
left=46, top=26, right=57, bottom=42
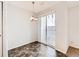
left=30, top=1, right=38, bottom=21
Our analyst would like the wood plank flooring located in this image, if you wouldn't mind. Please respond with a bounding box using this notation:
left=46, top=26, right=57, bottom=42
left=66, top=46, right=79, bottom=57
left=8, top=41, right=79, bottom=57
left=8, top=41, right=67, bottom=57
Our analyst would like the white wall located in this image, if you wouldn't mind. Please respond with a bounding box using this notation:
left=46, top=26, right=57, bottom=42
left=3, top=3, right=38, bottom=51
left=68, top=6, right=79, bottom=48
left=55, top=2, right=69, bottom=54
left=37, top=18, right=41, bottom=42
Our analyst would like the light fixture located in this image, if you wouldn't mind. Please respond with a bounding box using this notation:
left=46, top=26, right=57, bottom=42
left=30, top=1, right=38, bottom=21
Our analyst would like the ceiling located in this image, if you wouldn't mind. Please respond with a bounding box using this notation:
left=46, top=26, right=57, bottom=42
left=6, top=1, right=79, bottom=13
left=6, top=1, right=60, bottom=13
left=67, top=1, right=79, bottom=8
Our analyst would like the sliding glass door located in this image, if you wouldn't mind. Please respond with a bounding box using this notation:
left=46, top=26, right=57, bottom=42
left=40, top=13, right=56, bottom=47
left=47, top=13, right=55, bottom=47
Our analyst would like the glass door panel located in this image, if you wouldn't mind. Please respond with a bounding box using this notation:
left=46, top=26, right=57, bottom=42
left=41, top=16, right=47, bottom=44
left=47, top=13, right=56, bottom=47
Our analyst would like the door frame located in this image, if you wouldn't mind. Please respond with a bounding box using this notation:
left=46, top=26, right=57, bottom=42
left=0, top=1, right=3, bottom=57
